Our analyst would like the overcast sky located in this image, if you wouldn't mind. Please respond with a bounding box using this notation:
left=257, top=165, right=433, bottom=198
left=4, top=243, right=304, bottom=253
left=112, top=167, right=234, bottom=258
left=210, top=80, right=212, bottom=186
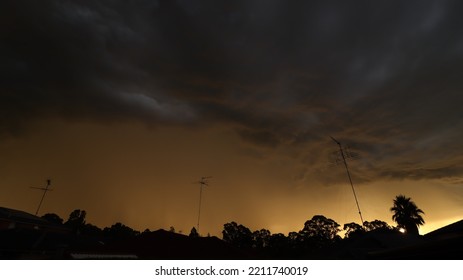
left=1, top=0, right=463, bottom=235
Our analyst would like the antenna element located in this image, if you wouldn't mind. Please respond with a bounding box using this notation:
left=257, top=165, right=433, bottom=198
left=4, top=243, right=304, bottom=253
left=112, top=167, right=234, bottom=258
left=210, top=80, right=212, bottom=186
left=30, top=179, right=53, bottom=216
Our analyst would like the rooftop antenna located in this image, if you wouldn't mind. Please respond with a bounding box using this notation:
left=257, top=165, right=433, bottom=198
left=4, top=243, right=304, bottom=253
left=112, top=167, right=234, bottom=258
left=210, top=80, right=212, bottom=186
left=193, top=176, right=212, bottom=234
left=330, top=136, right=364, bottom=225
left=30, top=179, right=53, bottom=216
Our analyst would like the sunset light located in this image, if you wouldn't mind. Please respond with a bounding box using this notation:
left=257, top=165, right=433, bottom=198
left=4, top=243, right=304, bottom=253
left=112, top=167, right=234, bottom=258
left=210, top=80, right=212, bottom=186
left=1, top=0, right=463, bottom=261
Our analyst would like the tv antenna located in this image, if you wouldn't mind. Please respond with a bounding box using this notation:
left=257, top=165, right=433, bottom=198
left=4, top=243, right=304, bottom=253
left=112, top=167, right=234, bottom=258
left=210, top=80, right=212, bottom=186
left=193, top=176, right=212, bottom=234
left=330, top=136, right=364, bottom=225
left=30, top=179, right=53, bottom=216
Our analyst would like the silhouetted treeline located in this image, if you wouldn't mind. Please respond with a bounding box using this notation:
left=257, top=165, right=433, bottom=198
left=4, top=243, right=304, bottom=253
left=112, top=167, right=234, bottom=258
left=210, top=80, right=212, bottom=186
left=221, top=215, right=399, bottom=258
left=41, top=209, right=140, bottom=241
left=218, top=195, right=425, bottom=258
left=35, top=195, right=425, bottom=259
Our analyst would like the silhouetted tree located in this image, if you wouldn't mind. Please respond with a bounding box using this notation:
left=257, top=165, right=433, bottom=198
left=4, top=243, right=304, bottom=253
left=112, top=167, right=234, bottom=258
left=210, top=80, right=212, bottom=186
left=252, top=229, right=271, bottom=249
left=363, top=219, right=392, bottom=232
left=268, top=233, right=289, bottom=250
left=343, top=222, right=365, bottom=239
left=189, top=227, right=199, bottom=238
left=65, top=209, right=86, bottom=233
left=287, top=231, right=302, bottom=248
left=81, top=223, right=103, bottom=237
left=169, top=226, right=175, bottom=233
left=222, top=222, right=253, bottom=248
left=299, top=215, right=341, bottom=248
left=390, top=194, right=425, bottom=235
left=301, top=215, right=341, bottom=240
left=103, top=222, right=139, bottom=239
left=41, top=213, right=63, bottom=225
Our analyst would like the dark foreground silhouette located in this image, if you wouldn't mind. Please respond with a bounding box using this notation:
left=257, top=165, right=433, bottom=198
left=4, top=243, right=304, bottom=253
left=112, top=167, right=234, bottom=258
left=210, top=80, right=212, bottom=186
left=0, top=201, right=462, bottom=259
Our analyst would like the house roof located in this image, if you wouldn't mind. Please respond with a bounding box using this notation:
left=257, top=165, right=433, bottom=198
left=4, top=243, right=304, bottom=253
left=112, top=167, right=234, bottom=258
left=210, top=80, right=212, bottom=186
left=0, top=206, right=70, bottom=234
left=424, top=220, right=463, bottom=239
left=0, top=207, right=49, bottom=225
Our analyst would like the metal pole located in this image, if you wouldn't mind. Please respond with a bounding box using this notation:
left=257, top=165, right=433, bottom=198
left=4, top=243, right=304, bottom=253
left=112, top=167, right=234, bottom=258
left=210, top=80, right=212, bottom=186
left=197, top=182, right=203, bottom=233
left=331, top=137, right=364, bottom=225
left=195, top=176, right=211, bottom=235
left=35, top=179, right=51, bottom=216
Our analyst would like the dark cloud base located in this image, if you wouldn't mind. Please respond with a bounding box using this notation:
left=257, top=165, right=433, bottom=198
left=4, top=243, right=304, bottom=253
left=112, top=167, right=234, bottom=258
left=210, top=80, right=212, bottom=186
left=2, top=0, right=463, bottom=183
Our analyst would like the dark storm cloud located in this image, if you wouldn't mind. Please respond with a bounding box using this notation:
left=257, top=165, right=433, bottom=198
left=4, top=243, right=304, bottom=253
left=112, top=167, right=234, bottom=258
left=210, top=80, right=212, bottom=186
left=0, top=0, right=198, bottom=134
left=2, top=0, right=463, bottom=182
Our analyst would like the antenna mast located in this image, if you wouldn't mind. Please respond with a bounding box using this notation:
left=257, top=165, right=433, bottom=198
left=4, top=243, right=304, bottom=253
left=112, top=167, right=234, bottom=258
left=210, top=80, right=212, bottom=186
left=330, top=137, right=364, bottom=225
left=195, top=176, right=211, bottom=234
left=30, top=179, right=53, bottom=216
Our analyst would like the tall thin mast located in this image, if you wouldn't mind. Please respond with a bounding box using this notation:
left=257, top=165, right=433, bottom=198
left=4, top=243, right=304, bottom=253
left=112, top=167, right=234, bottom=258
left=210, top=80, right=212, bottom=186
left=330, top=137, right=364, bottom=225
left=31, top=179, right=53, bottom=216
left=195, top=176, right=211, bottom=234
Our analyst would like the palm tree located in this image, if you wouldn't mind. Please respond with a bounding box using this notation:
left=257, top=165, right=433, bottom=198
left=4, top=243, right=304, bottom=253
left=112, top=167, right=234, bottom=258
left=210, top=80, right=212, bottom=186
left=390, top=195, right=425, bottom=235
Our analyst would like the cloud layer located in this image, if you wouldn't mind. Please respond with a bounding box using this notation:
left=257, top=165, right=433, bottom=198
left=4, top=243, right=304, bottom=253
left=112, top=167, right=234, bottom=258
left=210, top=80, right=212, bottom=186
left=2, top=0, right=463, bottom=184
